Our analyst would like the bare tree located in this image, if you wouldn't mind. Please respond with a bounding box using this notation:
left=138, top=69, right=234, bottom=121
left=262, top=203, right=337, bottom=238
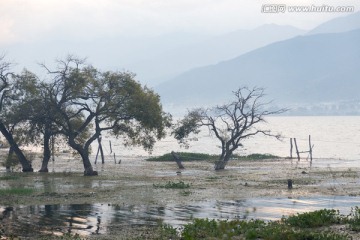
left=173, top=87, right=287, bottom=170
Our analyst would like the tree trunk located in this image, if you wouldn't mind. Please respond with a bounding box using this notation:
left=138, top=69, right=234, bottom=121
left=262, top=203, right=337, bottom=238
left=0, top=122, right=33, bottom=172
left=82, top=151, right=98, bottom=176
left=214, top=152, right=232, bottom=170
left=69, top=139, right=98, bottom=176
left=171, top=151, right=185, bottom=169
left=97, top=137, right=105, bottom=164
left=39, top=130, right=51, bottom=172
left=5, top=146, right=13, bottom=172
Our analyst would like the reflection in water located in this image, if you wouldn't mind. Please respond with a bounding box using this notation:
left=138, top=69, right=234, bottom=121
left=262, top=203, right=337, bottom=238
left=1, top=196, right=360, bottom=237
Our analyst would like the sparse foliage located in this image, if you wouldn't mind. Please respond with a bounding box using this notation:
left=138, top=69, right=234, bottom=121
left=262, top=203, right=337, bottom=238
left=173, top=87, right=286, bottom=170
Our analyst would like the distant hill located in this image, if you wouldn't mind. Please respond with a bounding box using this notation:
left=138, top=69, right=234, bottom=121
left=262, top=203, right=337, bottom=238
left=308, top=11, right=360, bottom=35
left=2, top=24, right=304, bottom=86
left=156, top=29, right=360, bottom=112
left=127, top=24, right=305, bottom=84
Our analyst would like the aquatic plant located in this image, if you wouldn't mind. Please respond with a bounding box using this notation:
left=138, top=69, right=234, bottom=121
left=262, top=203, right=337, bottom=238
left=153, top=181, right=190, bottom=189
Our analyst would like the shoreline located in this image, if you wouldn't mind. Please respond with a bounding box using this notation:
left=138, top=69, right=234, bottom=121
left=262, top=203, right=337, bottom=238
left=1, top=157, right=360, bottom=238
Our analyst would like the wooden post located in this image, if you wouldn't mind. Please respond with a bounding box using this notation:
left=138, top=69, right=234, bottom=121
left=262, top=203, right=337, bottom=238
left=171, top=151, right=185, bottom=169
left=95, top=145, right=100, bottom=164
left=287, top=179, right=293, bottom=189
left=95, top=136, right=105, bottom=164
left=109, top=140, right=113, bottom=154
left=294, top=138, right=300, bottom=161
left=308, top=135, right=313, bottom=163
left=290, top=138, right=293, bottom=159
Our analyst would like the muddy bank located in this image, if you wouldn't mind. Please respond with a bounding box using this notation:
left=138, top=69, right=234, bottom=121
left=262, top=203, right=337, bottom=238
left=1, top=156, right=360, bottom=238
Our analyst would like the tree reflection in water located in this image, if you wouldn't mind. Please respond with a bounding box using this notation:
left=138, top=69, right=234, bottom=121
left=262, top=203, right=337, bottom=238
left=1, top=196, right=359, bottom=238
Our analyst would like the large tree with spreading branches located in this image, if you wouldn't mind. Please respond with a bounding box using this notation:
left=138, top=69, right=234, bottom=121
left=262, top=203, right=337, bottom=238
left=41, top=56, right=171, bottom=175
left=173, top=87, right=286, bottom=170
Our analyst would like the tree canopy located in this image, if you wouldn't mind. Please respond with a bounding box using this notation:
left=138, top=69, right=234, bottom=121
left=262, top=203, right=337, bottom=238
left=0, top=56, right=171, bottom=175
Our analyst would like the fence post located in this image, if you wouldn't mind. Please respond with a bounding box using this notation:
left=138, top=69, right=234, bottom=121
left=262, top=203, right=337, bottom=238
left=309, top=135, right=313, bottom=163
left=294, top=138, right=300, bottom=161
left=290, top=138, right=293, bottom=159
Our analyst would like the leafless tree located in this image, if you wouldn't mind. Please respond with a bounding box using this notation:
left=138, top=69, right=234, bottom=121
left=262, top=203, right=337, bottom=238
left=173, top=86, right=287, bottom=170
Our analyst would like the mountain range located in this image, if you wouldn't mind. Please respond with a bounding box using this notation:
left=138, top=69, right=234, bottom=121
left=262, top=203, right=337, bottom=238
left=155, top=12, right=360, bottom=115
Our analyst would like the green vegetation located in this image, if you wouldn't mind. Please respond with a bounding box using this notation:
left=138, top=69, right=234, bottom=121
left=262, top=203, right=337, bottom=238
left=284, top=209, right=341, bottom=228
left=0, top=187, right=35, bottom=195
left=0, top=175, right=20, bottom=181
left=2, top=152, right=20, bottom=169
left=146, top=152, right=217, bottom=162
left=159, top=211, right=352, bottom=240
left=347, top=206, right=360, bottom=231
left=237, top=153, right=280, bottom=160
left=172, top=87, right=286, bottom=170
left=0, top=56, right=170, bottom=175
left=153, top=181, right=190, bottom=189
left=146, top=152, right=280, bottom=162
left=2, top=208, right=360, bottom=239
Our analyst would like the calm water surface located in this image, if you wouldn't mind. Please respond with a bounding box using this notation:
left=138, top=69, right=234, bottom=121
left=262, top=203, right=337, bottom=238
left=2, top=196, right=360, bottom=237
left=100, top=116, right=360, bottom=160
left=2, top=116, right=360, bottom=237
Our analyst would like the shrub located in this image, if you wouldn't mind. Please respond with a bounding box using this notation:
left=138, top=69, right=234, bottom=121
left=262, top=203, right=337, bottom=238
left=146, top=152, right=217, bottom=162
left=180, top=217, right=349, bottom=240
left=284, top=209, right=341, bottom=228
left=347, top=206, right=360, bottom=231
left=153, top=181, right=190, bottom=189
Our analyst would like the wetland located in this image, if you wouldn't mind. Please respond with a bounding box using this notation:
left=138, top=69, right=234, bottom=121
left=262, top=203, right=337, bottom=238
left=1, top=154, right=360, bottom=239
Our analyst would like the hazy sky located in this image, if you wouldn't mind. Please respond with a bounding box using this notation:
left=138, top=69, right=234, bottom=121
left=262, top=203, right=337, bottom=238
left=1, top=0, right=359, bottom=45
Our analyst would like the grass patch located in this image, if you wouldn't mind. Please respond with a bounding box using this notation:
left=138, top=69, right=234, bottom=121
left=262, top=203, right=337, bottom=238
left=178, top=217, right=349, bottom=240
left=0, top=187, right=35, bottom=195
left=236, top=153, right=280, bottom=160
left=146, top=152, right=217, bottom=162
left=180, top=190, right=192, bottom=196
left=205, top=176, right=221, bottom=182
left=0, top=175, right=20, bottom=181
left=284, top=209, right=341, bottom=228
left=153, top=181, right=190, bottom=189
left=347, top=206, right=360, bottom=231
left=158, top=208, right=358, bottom=239
left=146, top=152, right=280, bottom=162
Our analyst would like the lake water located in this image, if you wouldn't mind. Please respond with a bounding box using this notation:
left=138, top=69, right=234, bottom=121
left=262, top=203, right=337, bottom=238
left=2, top=116, right=360, bottom=237
left=98, top=116, right=360, bottom=161
left=2, top=196, right=360, bottom=237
